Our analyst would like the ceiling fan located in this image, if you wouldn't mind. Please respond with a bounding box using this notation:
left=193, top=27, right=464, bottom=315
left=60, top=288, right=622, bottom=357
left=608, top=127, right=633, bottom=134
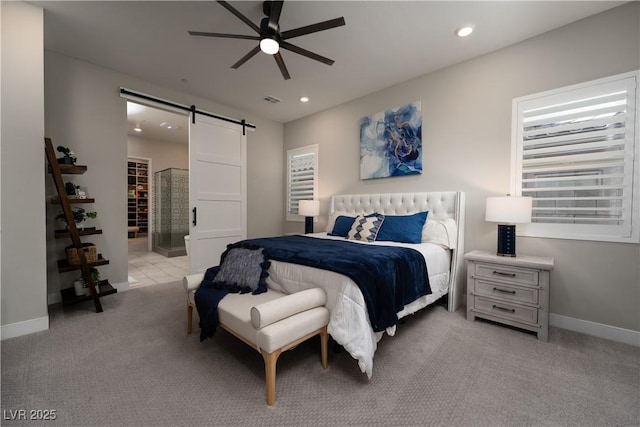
left=188, top=1, right=346, bottom=80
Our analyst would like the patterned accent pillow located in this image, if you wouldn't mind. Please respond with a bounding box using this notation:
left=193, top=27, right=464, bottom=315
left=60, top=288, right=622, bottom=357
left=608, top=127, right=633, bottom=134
left=212, top=243, right=270, bottom=294
left=347, top=214, right=385, bottom=242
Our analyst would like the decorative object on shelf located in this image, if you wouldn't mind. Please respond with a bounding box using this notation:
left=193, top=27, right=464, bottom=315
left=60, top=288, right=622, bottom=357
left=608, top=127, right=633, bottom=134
left=298, top=200, right=320, bottom=234
left=76, top=186, right=87, bottom=199
left=66, top=243, right=98, bottom=265
left=56, top=207, right=97, bottom=230
left=64, top=181, right=80, bottom=198
left=73, top=279, right=86, bottom=297
left=73, top=269, right=101, bottom=296
left=84, top=268, right=100, bottom=286
left=360, top=101, right=422, bottom=180
left=56, top=145, right=77, bottom=164
left=485, top=195, right=532, bottom=257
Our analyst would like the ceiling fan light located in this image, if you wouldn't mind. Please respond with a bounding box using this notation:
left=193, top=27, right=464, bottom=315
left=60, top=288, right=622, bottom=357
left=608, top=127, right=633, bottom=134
left=260, top=38, right=279, bottom=55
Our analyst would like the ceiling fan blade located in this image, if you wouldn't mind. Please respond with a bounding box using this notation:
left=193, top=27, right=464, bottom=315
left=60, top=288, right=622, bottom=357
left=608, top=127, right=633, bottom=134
left=188, top=31, right=260, bottom=41
left=267, top=1, right=284, bottom=33
left=231, top=45, right=261, bottom=69
left=280, top=41, right=335, bottom=66
left=281, top=17, right=345, bottom=40
left=217, top=1, right=261, bottom=34
left=273, top=51, right=291, bottom=80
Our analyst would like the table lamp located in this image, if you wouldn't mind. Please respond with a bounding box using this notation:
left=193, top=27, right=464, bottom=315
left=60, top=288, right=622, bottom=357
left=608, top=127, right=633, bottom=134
left=298, top=200, right=320, bottom=234
left=485, top=195, right=532, bottom=257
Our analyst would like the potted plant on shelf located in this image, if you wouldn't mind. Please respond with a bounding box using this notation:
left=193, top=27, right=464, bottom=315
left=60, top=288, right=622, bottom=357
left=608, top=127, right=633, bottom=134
left=56, top=207, right=97, bottom=230
left=56, top=145, right=77, bottom=164
left=64, top=181, right=80, bottom=198
left=75, top=268, right=101, bottom=296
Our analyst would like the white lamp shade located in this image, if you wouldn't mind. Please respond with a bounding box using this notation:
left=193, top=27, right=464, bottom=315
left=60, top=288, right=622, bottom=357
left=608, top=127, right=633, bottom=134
left=298, top=200, right=320, bottom=217
left=485, top=196, right=532, bottom=224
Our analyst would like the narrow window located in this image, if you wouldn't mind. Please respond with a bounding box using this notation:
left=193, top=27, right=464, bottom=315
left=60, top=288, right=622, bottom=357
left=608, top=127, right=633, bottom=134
left=286, top=145, right=318, bottom=222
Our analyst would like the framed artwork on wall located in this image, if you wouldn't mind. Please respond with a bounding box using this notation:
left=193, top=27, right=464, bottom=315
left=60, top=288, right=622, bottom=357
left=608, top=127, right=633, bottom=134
left=359, top=101, right=422, bottom=179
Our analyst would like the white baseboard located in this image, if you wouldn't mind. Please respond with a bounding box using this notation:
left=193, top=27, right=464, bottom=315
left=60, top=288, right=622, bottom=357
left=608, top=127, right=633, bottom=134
left=1, top=316, right=49, bottom=340
left=550, top=313, right=640, bottom=347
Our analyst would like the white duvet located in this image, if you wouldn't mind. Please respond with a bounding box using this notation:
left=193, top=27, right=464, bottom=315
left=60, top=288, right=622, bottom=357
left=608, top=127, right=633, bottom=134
left=264, top=232, right=451, bottom=378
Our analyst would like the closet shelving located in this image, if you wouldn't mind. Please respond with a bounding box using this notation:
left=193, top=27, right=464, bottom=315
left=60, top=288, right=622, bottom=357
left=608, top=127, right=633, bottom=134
left=128, top=160, right=149, bottom=234
left=45, top=138, right=116, bottom=312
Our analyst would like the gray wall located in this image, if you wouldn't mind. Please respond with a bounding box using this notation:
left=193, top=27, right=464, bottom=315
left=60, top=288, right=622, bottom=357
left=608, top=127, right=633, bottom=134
left=1, top=2, right=48, bottom=335
left=283, top=3, right=640, bottom=332
left=43, top=51, right=284, bottom=300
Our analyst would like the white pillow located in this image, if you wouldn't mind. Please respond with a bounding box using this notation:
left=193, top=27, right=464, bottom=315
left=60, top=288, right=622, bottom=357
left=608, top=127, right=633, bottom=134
left=422, top=218, right=457, bottom=249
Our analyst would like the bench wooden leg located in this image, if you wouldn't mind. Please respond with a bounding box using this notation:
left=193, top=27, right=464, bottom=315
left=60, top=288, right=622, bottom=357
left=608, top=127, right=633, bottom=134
left=320, top=326, right=328, bottom=369
left=187, top=304, right=193, bottom=334
left=262, top=349, right=282, bottom=406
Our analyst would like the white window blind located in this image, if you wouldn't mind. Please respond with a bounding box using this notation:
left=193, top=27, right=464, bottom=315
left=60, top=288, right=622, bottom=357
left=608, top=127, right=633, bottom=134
left=286, top=145, right=318, bottom=221
left=512, top=71, right=639, bottom=243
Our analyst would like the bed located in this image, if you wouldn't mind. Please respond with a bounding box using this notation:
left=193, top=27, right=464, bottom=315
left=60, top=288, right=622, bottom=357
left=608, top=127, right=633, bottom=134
left=188, top=191, right=465, bottom=378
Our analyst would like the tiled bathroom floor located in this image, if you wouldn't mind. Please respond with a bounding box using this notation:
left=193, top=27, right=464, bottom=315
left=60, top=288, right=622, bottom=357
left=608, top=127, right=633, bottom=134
left=128, top=236, right=188, bottom=288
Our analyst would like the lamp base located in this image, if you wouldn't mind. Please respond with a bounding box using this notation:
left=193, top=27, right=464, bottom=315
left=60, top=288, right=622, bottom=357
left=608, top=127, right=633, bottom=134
left=304, top=216, right=314, bottom=234
left=496, top=224, right=517, bottom=257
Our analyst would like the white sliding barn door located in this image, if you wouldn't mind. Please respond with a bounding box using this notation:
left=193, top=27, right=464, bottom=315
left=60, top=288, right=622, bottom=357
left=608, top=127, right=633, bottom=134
left=189, top=114, right=246, bottom=273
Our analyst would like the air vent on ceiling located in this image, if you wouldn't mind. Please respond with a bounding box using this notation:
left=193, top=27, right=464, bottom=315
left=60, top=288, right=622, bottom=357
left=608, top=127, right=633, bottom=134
left=263, top=96, right=282, bottom=104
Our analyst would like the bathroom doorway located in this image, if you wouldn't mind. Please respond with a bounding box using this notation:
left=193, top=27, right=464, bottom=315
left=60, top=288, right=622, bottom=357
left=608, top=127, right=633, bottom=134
left=126, top=101, right=189, bottom=287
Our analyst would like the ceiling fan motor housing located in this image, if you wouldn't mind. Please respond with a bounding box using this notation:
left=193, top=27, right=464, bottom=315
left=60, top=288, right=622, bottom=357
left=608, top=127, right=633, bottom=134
left=260, top=17, right=280, bottom=42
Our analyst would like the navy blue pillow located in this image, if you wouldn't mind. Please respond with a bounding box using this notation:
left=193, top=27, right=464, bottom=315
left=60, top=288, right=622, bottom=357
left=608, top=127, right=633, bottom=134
left=329, top=215, right=356, bottom=237
left=375, top=211, right=428, bottom=244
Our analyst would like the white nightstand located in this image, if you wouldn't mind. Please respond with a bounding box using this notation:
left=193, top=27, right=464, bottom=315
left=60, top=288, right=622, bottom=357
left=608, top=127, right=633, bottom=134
left=465, top=250, right=555, bottom=341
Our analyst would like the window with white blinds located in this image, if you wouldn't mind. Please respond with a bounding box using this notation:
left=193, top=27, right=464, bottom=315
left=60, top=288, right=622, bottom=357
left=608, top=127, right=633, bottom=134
left=286, top=145, right=318, bottom=221
left=512, top=71, right=639, bottom=243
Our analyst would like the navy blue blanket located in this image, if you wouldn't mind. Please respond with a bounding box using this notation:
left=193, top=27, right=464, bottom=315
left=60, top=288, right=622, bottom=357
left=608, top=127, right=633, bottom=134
left=194, top=266, right=228, bottom=341
left=243, top=235, right=431, bottom=332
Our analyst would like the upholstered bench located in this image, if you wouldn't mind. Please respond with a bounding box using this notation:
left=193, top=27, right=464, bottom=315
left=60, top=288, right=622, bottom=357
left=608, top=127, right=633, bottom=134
left=127, top=226, right=139, bottom=238
left=183, top=273, right=329, bottom=405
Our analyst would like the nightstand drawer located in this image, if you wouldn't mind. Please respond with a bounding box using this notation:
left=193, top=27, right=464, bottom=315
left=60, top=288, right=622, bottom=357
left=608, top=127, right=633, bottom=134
left=474, top=296, right=538, bottom=324
left=473, top=279, right=539, bottom=305
left=474, top=263, right=539, bottom=287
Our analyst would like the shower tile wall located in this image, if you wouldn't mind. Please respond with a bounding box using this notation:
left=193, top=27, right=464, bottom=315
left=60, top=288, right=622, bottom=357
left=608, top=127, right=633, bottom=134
left=153, top=168, right=189, bottom=255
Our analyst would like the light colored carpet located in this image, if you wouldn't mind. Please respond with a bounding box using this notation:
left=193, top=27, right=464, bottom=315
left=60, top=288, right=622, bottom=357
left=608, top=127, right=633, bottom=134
left=1, top=280, right=638, bottom=426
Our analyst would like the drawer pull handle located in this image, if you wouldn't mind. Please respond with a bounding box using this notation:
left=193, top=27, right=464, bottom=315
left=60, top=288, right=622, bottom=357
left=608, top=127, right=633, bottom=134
left=492, top=304, right=515, bottom=313
left=493, top=287, right=516, bottom=295
left=493, top=271, right=516, bottom=277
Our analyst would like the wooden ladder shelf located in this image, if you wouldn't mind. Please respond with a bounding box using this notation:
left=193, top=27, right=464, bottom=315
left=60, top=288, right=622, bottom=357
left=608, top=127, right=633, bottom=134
left=45, top=138, right=116, bottom=312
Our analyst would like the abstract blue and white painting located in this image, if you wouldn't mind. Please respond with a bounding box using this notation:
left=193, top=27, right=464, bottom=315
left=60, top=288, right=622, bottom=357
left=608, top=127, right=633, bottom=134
left=359, top=101, right=422, bottom=179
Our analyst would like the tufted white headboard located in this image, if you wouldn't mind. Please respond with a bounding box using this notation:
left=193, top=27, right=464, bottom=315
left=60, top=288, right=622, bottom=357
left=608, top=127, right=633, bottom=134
left=330, top=192, right=465, bottom=312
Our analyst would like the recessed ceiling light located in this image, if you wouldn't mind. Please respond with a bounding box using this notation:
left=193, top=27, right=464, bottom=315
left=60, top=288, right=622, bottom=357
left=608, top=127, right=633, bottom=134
left=456, top=25, right=474, bottom=37
left=134, top=124, right=142, bottom=132
left=160, top=122, right=180, bottom=131
left=300, top=96, right=309, bottom=103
